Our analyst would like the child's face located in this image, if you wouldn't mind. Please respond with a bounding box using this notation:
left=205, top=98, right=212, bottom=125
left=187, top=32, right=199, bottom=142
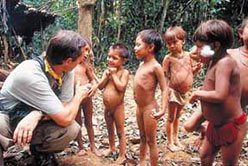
left=107, top=49, right=123, bottom=68
left=81, top=44, right=91, bottom=61
left=165, top=38, right=184, bottom=54
left=239, top=23, right=248, bottom=46
left=134, top=36, right=149, bottom=60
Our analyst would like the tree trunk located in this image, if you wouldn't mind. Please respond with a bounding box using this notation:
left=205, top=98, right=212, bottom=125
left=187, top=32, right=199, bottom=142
left=77, top=0, right=96, bottom=42
left=159, top=0, right=170, bottom=33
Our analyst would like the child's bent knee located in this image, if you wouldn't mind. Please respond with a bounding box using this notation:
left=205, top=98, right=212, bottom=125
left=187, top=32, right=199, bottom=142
left=184, top=123, right=194, bottom=132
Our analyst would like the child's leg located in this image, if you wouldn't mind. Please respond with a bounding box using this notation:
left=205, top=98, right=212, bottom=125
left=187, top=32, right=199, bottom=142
left=200, top=137, right=220, bottom=166
left=221, top=122, right=247, bottom=165
left=144, top=108, right=158, bottom=166
left=75, top=107, right=86, bottom=155
left=82, top=98, right=96, bottom=153
left=184, top=111, right=205, bottom=132
left=165, top=102, right=178, bottom=151
left=173, top=104, right=184, bottom=148
left=102, top=109, right=115, bottom=156
left=136, top=107, right=147, bottom=166
left=113, top=103, right=126, bottom=164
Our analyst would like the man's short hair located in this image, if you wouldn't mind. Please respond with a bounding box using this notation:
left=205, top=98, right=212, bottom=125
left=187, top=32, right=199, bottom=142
left=137, top=29, right=163, bottom=54
left=46, top=30, right=87, bottom=65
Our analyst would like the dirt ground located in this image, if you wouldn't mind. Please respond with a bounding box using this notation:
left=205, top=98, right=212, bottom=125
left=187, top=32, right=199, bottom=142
left=4, top=75, right=248, bottom=166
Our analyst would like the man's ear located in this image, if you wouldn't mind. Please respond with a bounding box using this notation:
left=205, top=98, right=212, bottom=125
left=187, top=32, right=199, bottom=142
left=64, top=58, right=73, bottom=66
left=238, top=28, right=243, bottom=39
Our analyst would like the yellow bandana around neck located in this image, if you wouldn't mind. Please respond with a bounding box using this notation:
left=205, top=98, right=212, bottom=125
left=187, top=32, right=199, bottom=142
left=44, top=55, right=63, bottom=89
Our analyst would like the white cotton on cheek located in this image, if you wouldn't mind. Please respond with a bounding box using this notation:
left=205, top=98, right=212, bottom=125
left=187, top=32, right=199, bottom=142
left=200, top=45, right=215, bottom=57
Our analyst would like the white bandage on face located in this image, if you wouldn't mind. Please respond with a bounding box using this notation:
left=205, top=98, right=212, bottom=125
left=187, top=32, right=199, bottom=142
left=201, top=45, right=215, bottom=57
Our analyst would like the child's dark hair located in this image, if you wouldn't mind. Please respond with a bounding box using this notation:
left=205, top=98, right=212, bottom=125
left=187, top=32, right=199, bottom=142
left=193, top=19, right=234, bottom=49
left=137, top=29, right=162, bottom=54
left=109, top=43, right=129, bottom=60
left=240, top=17, right=248, bottom=29
left=164, top=25, right=186, bottom=42
left=46, top=30, right=87, bottom=65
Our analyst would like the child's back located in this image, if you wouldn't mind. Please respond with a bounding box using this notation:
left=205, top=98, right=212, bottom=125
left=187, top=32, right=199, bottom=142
left=75, top=62, right=90, bottom=85
left=228, top=48, right=248, bottom=109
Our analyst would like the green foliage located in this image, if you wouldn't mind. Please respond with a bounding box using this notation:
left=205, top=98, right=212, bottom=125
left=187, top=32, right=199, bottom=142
left=94, top=0, right=248, bottom=69
left=22, top=0, right=78, bottom=56
left=19, top=0, right=248, bottom=69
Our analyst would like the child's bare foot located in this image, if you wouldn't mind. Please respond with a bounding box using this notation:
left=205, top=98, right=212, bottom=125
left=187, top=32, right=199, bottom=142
left=166, top=143, right=178, bottom=152
left=115, top=156, right=125, bottom=165
left=174, top=140, right=184, bottom=150
left=99, top=148, right=114, bottom=157
left=78, top=149, right=87, bottom=156
left=92, top=149, right=102, bottom=157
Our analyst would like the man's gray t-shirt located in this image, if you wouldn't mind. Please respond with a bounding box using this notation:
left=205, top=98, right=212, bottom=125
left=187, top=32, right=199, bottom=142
left=0, top=59, right=74, bottom=114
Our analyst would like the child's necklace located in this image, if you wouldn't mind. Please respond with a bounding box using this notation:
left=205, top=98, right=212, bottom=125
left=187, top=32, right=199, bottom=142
left=239, top=47, right=248, bottom=67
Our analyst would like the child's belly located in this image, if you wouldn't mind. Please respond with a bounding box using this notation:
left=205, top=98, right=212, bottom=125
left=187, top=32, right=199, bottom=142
left=170, top=71, right=193, bottom=93
left=103, top=87, right=124, bottom=110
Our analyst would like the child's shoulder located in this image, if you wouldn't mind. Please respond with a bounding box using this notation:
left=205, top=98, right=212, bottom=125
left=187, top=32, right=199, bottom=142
left=162, top=53, right=171, bottom=62
left=218, top=55, right=237, bottom=67
left=121, top=68, right=129, bottom=75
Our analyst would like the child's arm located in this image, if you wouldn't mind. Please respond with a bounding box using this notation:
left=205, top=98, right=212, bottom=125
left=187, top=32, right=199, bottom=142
left=151, top=65, right=169, bottom=120
left=86, top=65, right=99, bottom=97
left=109, top=68, right=129, bottom=92
left=190, top=59, right=232, bottom=103
left=192, top=60, right=203, bottom=75
left=98, top=69, right=110, bottom=90
left=162, top=55, right=170, bottom=81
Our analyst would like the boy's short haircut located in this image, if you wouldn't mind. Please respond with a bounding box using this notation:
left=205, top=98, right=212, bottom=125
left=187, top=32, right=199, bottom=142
left=240, top=17, right=248, bottom=29
left=46, top=30, right=87, bottom=65
left=137, top=29, right=162, bottom=54
left=164, top=25, right=186, bottom=42
left=109, top=43, right=129, bottom=60
left=193, top=19, right=234, bottom=49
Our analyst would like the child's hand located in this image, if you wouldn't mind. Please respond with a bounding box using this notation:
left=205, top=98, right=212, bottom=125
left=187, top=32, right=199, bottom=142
left=195, top=62, right=204, bottom=70
left=150, top=109, right=165, bottom=120
left=194, top=135, right=204, bottom=149
left=108, top=67, right=117, bottom=75
left=88, top=84, right=98, bottom=97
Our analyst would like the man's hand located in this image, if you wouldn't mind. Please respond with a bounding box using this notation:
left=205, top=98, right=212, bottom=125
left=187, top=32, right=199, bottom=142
left=13, top=111, right=42, bottom=145
left=75, top=81, right=90, bottom=101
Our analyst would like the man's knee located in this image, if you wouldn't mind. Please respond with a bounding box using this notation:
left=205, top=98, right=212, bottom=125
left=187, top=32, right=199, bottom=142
left=66, top=121, right=80, bottom=140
